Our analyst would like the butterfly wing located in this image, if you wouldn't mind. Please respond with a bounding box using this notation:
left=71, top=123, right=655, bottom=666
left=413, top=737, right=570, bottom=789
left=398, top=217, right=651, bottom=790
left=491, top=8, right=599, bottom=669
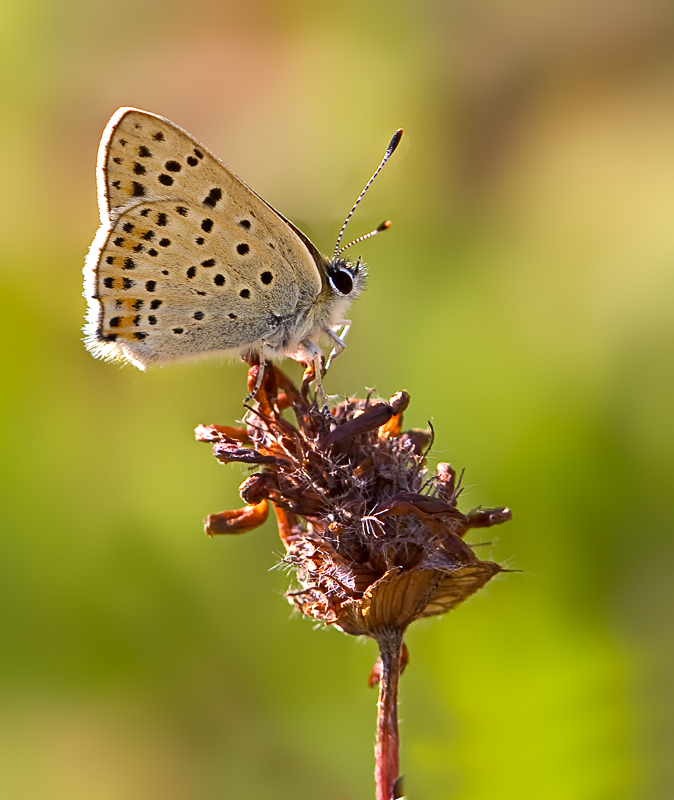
left=84, top=108, right=324, bottom=368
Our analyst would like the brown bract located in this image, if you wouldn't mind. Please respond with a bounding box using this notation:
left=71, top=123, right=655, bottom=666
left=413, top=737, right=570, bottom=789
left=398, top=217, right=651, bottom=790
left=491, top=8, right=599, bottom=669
left=197, top=363, right=511, bottom=646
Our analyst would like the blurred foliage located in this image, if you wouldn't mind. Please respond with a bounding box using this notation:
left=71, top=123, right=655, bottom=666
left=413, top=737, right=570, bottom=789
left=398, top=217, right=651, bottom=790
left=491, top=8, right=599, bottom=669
left=1, top=0, right=674, bottom=797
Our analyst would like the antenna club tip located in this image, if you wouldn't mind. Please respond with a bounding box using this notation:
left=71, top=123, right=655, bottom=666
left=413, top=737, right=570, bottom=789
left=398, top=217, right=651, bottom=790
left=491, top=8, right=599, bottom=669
left=388, top=128, right=404, bottom=153
left=377, top=220, right=392, bottom=231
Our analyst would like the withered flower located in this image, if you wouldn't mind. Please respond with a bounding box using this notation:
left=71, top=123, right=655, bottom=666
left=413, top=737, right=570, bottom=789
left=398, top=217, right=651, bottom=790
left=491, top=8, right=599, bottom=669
left=197, top=362, right=511, bottom=800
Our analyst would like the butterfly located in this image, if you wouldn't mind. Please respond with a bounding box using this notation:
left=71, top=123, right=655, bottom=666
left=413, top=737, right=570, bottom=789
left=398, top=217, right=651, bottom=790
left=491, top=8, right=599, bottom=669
left=83, top=107, right=402, bottom=401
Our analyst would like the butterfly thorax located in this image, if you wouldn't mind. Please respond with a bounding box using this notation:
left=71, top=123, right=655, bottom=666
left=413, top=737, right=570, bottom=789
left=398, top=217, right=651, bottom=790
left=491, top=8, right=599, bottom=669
left=263, top=255, right=366, bottom=359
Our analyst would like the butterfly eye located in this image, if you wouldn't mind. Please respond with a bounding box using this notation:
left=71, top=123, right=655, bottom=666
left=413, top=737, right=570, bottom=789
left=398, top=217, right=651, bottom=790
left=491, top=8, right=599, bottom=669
left=329, top=268, right=354, bottom=296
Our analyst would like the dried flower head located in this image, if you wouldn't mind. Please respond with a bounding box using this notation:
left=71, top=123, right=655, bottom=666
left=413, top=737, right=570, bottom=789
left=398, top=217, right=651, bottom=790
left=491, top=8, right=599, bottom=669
left=197, top=361, right=512, bottom=800
left=197, top=362, right=510, bottom=645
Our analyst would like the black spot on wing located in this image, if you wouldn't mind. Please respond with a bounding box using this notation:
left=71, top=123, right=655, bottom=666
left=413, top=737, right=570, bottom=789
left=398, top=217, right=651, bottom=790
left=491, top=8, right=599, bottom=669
left=203, top=188, right=222, bottom=208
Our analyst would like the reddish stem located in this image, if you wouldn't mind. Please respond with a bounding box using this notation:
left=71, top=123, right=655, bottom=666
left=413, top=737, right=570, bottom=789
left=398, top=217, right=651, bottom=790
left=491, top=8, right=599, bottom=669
left=374, top=629, right=404, bottom=800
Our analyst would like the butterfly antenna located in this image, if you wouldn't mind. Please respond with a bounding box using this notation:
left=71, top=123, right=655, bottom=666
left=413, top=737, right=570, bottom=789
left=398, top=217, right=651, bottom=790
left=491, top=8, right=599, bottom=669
left=333, top=128, right=403, bottom=259
left=336, top=220, right=391, bottom=256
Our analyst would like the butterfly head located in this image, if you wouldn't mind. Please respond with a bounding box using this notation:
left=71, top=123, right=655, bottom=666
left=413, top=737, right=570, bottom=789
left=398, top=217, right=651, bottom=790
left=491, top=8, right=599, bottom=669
left=325, top=255, right=366, bottom=299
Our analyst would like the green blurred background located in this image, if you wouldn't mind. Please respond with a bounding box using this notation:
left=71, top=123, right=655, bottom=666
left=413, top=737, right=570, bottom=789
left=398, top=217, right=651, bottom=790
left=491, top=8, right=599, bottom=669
left=2, top=0, right=673, bottom=797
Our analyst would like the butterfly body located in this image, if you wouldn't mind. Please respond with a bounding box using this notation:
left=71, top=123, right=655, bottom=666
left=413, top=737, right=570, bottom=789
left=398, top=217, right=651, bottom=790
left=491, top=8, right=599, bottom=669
left=84, top=108, right=367, bottom=371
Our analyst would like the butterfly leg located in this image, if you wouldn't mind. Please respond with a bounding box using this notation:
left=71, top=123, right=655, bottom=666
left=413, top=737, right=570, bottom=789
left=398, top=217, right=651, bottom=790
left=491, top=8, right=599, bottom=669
left=300, top=340, right=330, bottom=411
left=313, top=353, right=329, bottom=411
left=324, top=320, right=351, bottom=372
left=244, top=340, right=269, bottom=404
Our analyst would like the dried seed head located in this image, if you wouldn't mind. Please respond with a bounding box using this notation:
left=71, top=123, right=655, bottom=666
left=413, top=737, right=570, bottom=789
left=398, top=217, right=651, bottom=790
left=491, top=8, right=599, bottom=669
left=198, top=363, right=511, bottom=647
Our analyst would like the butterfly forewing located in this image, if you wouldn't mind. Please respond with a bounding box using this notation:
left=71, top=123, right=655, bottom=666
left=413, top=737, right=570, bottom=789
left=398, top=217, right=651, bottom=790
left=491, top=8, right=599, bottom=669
left=85, top=108, right=323, bottom=367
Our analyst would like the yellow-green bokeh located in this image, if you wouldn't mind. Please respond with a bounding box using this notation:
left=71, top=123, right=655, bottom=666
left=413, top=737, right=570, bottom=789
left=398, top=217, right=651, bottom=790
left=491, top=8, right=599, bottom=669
left=1, top=1, right=673, bottom=797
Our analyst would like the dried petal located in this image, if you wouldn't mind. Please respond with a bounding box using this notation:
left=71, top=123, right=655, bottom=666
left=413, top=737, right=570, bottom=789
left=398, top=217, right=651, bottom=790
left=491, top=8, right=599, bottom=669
left=466, top=506, right=513, bottom=528
left=195, top=424, right=250, bottom=444
left=378, top=391, right=410, bottom=438
left=212, top=442, right=282, bottom=466
left=322, top=402, right=395, bottom=449
left=421, top=561, right=503, bottom=617
left=340, top=568, right=446, bottom=635
left=204, top=500, right=269, bottom=536
left=239, top=473, right=276, bottom=505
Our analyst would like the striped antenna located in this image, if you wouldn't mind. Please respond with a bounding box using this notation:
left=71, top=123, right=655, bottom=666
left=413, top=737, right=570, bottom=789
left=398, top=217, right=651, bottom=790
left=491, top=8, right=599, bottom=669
left=333, top=128, right=403, bottom=259
left=337, top=220, right=391, bottom=256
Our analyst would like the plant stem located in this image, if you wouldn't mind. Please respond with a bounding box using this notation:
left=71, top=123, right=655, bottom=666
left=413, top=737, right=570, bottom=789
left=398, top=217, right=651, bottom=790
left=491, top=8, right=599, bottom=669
left=374, top=629, right=404, bottom=800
